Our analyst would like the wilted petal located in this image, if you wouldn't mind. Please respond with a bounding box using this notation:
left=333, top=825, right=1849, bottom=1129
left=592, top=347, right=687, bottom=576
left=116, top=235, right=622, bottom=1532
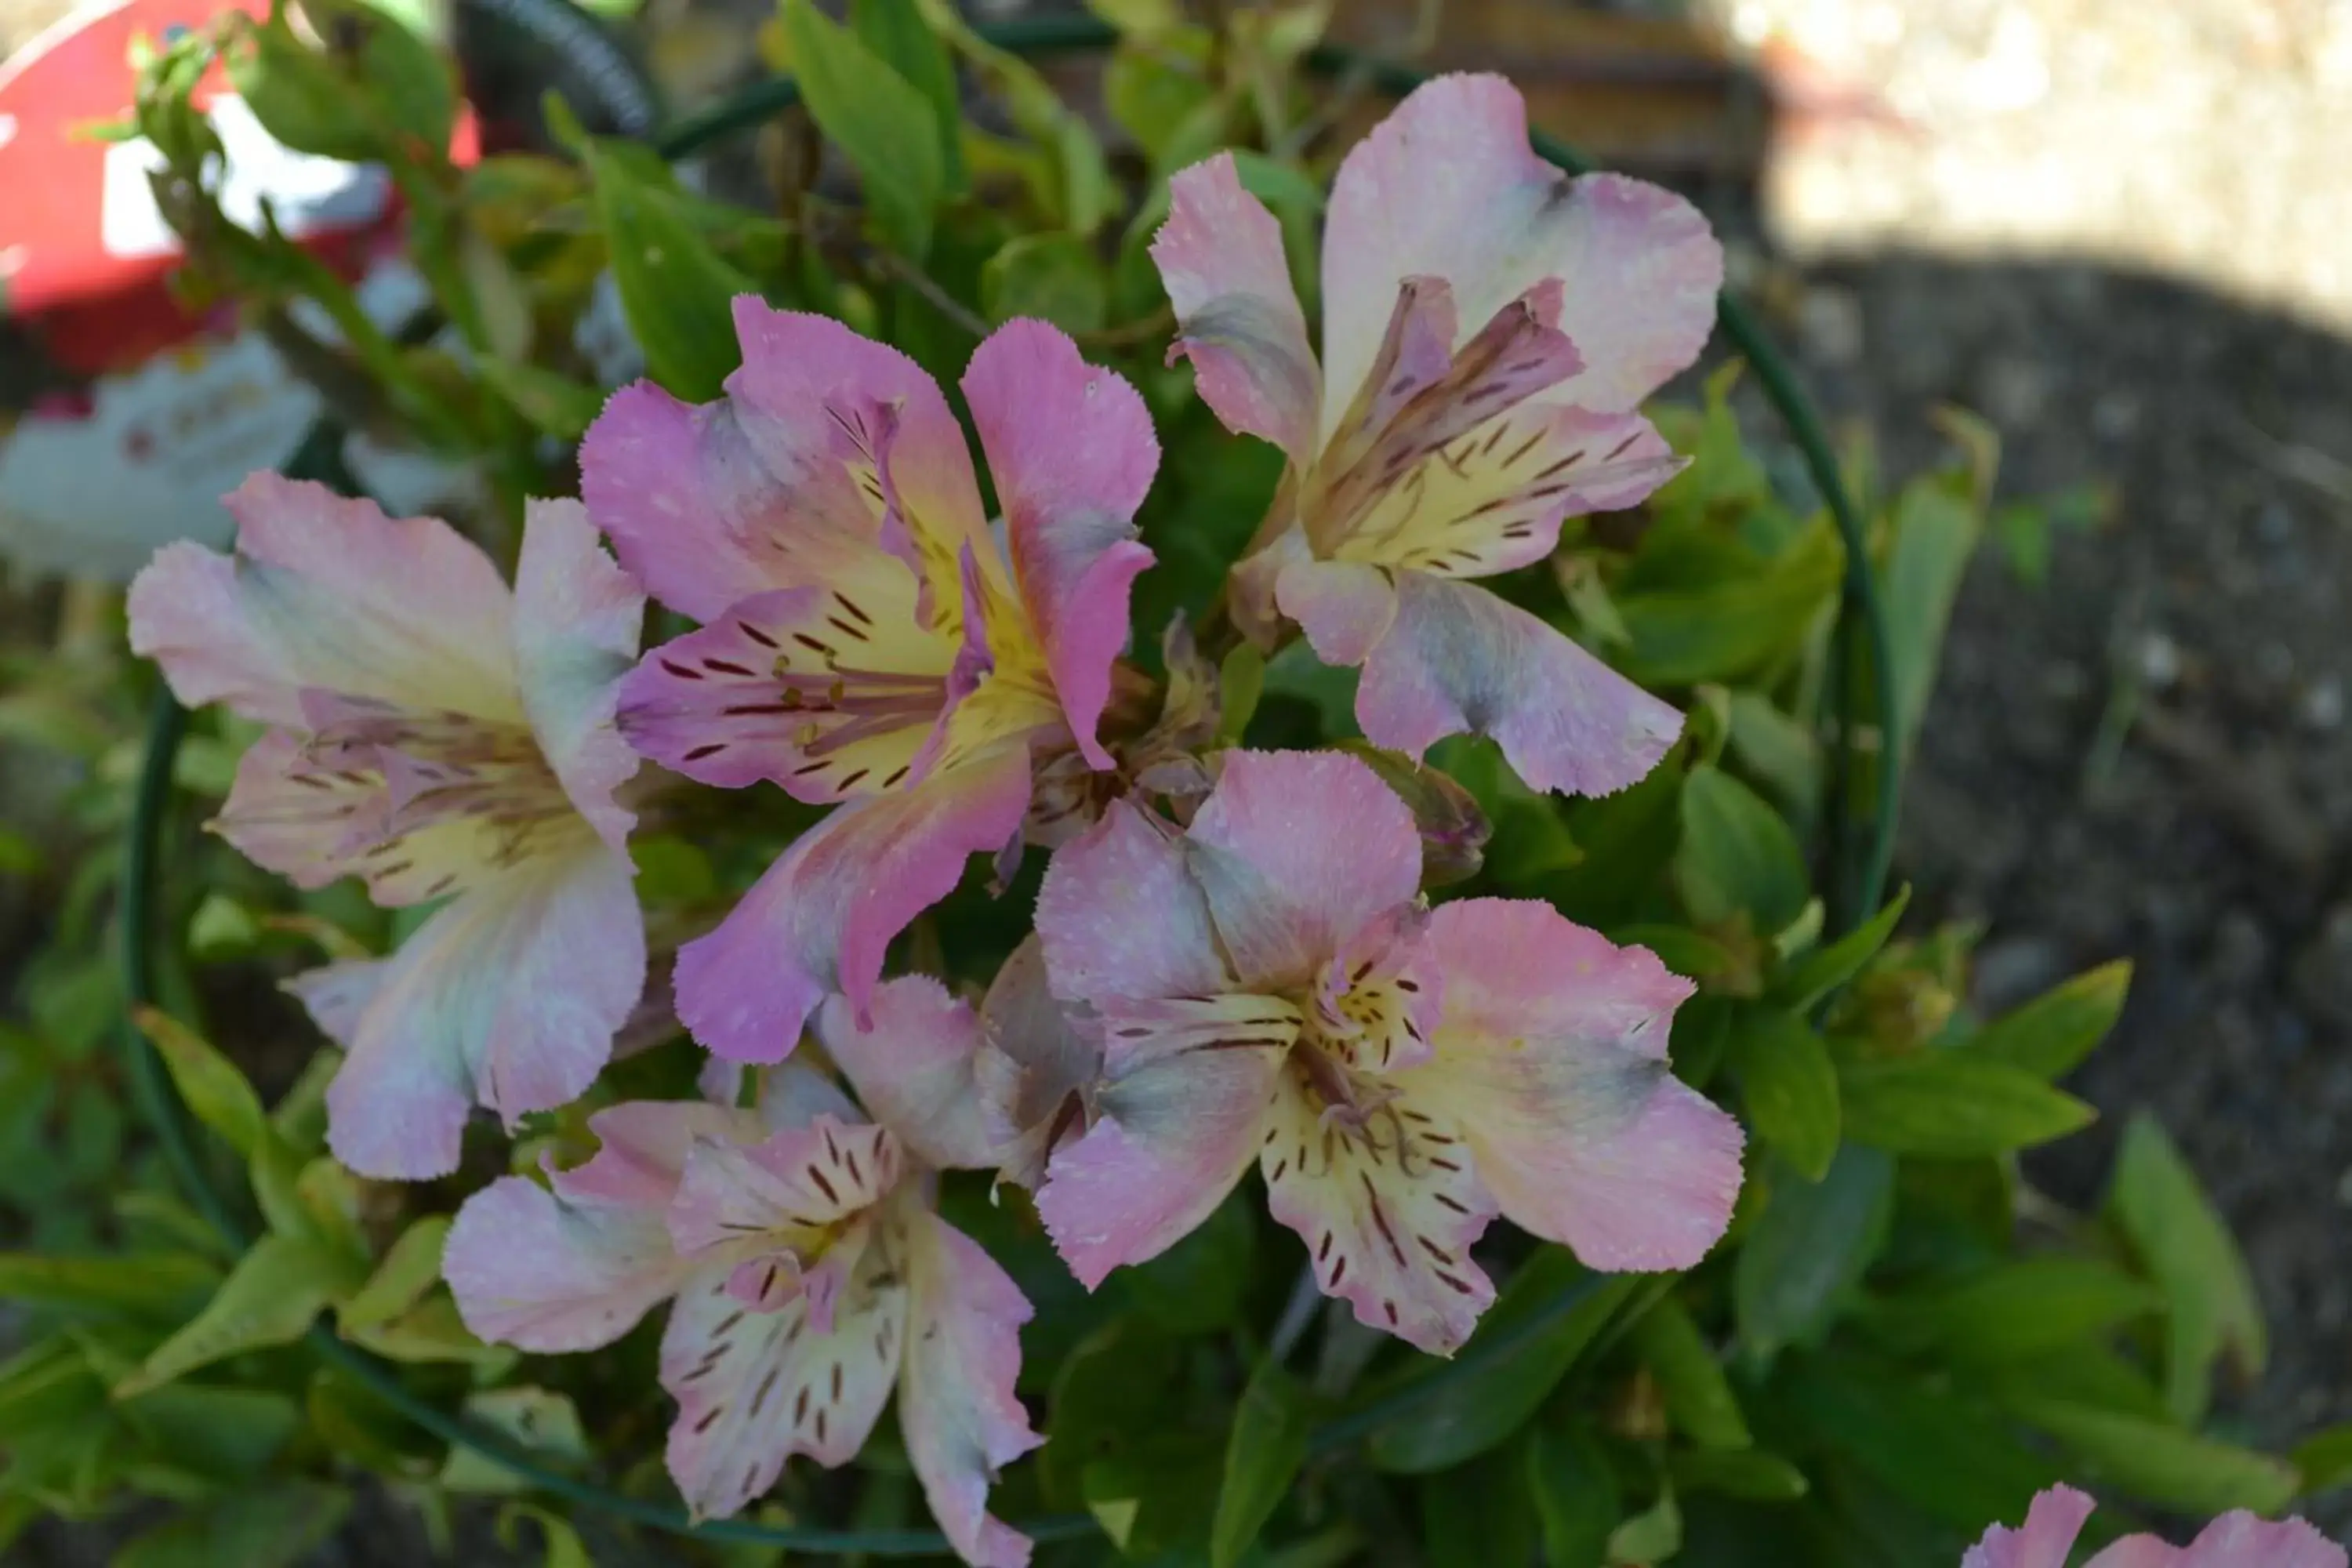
left=963, top=319, right=1157, bottom=770
left=1184, top=750, right=1424, bottom=992
left=1034, top=800, right=1227, bottom=1007
left=899, top=1208, right=1043, bottom=1568
left=1356, top=572, right=1681, bottom=797
left=1036, top=1016, right=1286, bottom=1288
left=1962, top=1486, right=2096, bottom=1568
left=322, top=840, right=644, bottom=1179
left=1152, top=152, right=1321, bottom=463
left=1259, top=1073, right=1497, bottom=1355
left=1409, top=899, right=1740, bottom=1271
left=661, top=1241, right=905, bottom=1519
left=128, top=475, right=519, bottom=728
left=976, top=937, right=1100, bottom=1189
left=513, top=498, right=645, bottom=853
left=1321, top=74, right=1721, bottom=426
left=619, top=573, right=956, bottom=800
left=673, top=742, right=1034, bottom=1062
left=818, top=979, right=1000, bottom=1171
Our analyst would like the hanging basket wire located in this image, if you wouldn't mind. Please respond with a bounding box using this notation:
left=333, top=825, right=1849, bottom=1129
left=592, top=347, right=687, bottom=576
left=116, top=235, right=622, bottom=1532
left=115, top=13, right=1900, bottom=1555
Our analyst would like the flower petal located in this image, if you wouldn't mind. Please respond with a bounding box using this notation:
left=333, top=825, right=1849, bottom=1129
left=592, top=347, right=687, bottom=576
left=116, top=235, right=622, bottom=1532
left=128, top=475, right=520, bottom=728
left=818, top=978, right=1001, bottom=1171
left=1356, top=572, right=1681, bottom=797
left=2168, top=1513, right=2345, bottom=1568
left=561, top=1101, right=763, bottom=1207
left=1260, top=1071, right=1497, bottom=1354
left=513, top=498, right=645, bottom=853
left=670, top=1116, right=901, bottom=1325
left=445, top=1169, right=689, bottom=1353
left=1184, top=749, right=1424, bottom=992
left=322, top=842, right=645, bottom=1179
left=661, top=1243, right=904, bottom=1519
left=1410, top=899, right=1740, bottom=1271
left=1276, top=557, right=1397, bottom=668
left=1036, top=1028, right=1283, bottom=1289
left=1962, top=1485, right=2096, bottom=1568
left=618, top=575, right=957, bottom=800
left=899, top=1208, right=1043, bottom=1568
left=962, top=319, right=1158, bottom=770
left=1321, top=74, right=1722, bottom=426
left=1152, top=152, right=1321, bottom=463
left=674, top=742, right=1034, bottom=1062
left=1034, top=799, right=1227, bottom=1007
left=731, top=301, right=993, bottom=621
left=976, top=936, right=1101, bottom=1190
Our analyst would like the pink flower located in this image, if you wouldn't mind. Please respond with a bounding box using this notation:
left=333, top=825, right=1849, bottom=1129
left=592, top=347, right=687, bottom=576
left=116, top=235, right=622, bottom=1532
left=1028, top=749, right=1743, bottom=1355
left=128, top=477, right=646, bottom=1180
left=581, top=303, right=1158, bottom=1062
left=1149, top=75, right=1720, bottom=797
left=1965, top=1484, right=2344, bottom=1568
left=444, top=989, right=1039, bottom=1567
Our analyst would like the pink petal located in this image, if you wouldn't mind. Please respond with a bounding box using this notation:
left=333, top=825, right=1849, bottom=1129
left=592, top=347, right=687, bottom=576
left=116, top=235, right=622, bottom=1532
left=322, top=842, right=644, bottom=1180
left=1260, top=1073, right=1498, bottom=1355
left=443, top=1174, right=688, bottom=1354
left=669, top=1117, right=901, bottom=1327
left=1355, top=572, right=1682, bottom=797
left=617, top=575, right=957, bottom=800
left=817, top=978, right=1002, bottom=1171
left=560, top=1101, right=764, bottom=1207
left=1036, top=1030, right=1282, bottom=1289
left=1963, top=1486, right=2098, bottom=1568
left=128, top=475, right=519, bottom=728
left=1410, top=898, right=1740, bottom=1271
left=962, top=319, right=1158, bottom=770
left=660, top=1244, right=902, bottom=1519
left=898, top=1209, right=1044, bottom=1568
left=1322, top=74, right=1722, bottom=426
left=975, top=936, right=1101, bottom=1190
left=513, top=498, right=646, bottom=854
left=730, top=301, right=993, bottom=621
left=1184, top=749, right=1424, bottom=991
left=1151, top=152, right=1321, bottom=463
left=2169, top=1513, right=2346, bottom=1568
left=1276, top=557, right=1397, bottom=667
left=1033, top=799, right=1228, bottom=1007
left=673, top=742, right=1034, bottom=1062
left=756, top=1062, right=866, bottom=1134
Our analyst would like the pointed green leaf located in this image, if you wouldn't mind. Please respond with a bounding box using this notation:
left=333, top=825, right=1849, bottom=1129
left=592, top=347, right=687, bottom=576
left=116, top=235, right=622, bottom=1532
left=580, top=138, right=752, bottom=401
left=2006, top=1398, right=2297, bottom=1515
left=120, top=1236, right=354, bottom=1394
left=2109, top=1112, right=2267, bottom=1424
left=1734, top=1146, right=1895, bottom=1362
left=851, top=0, right=964, bottom=191
left=1860, top=1257, right=2161, bottom=1365
left=1632, top=1296, right=1751, bottom=1449
left=1968, top=960, right=2131, bottom=1080
left=339, top=1216, right=449, bottom=1332
left=133, top=1008, right=264, bottom=1160
left=1210, top=1359, right=1313, bottom=1568
left=1840, top=1054, right=2094, bottom=1157
left=1526, top=1422, right=1617, bottom=1567
left=783, top=0, right=946, bottom=257
left=1733, top=1008, right=1841, bottom=1182
left=1772, top=885, right=1911, bottom=1014
left=1677, top=764, right=1809, bottom=934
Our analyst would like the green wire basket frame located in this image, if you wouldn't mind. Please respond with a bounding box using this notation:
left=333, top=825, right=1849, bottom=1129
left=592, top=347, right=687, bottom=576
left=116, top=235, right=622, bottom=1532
left=116, top=12, right=1900, bottom=1556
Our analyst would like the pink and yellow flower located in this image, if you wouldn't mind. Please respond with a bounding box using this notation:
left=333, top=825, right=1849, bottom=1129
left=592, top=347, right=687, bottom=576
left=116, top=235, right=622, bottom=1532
left=1965, top=1484, right=2344, bottom=1568
left=582, top=303, right=1158, bottom=1063
left=1027, top=748, right=1743, bottom=1355
left=128, top=477, right=646, bottom=1179
left=444, top=987, right=1038, bottom=1566
left=1150, top=74, right=1721, bottom=796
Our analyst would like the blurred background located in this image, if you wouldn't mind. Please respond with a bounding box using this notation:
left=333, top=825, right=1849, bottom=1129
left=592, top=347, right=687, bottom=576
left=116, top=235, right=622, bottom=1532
left=4, top=0, right=2348, bottom=1557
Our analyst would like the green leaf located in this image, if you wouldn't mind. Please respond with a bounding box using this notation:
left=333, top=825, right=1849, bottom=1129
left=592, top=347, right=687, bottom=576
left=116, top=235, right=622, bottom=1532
left=225, top=0, right=452, bottom=162
left=1734, top=1145, right=1895, bottom=1362
left=113, top=1481, right=350, bottom=1568
left=440, top=1388, right=589, bottom=1494
left=1778, top=1354, right=2061, bottom=1529
left=339, top=1216, right=449, bottom=1332
left=1677, top=765, right=1809, bottom=934
left=187, top=893, right=263, bottom=960
left=979, top=233, right=1109, bottom=334
left=2006, top=1398, right=2298, bottom=1515
left=121, top=1236, right=354, bottom=1394
left=1526, top=1422, right=1617, bottom=1568
left=498, top=1504, right=594, bottom=1568
left=581, top=138, right=753, bottom=401
left=1967, top=960, right=2131, bottom=1080
left=118, top=1383, right=302, bottom=1482
left=1218, top=644, right=1266, bottom=743
left=344, top=1291, right=514, bottom=1370
left=1127, top=1188, right=1254, bottom=1334
left=1670, top=1446, right=1809, bottom=1501
left=1861, top=1257, right=2161, bottom=1364
left=132, top=1008, right=265, bottom=1160
left=1771, top=886, right=1911, bottom=1014
left=2290, top=1423, right=2352, bottom=1494
left=1606, top=1483, right=1682, bottom=1563
left=1733, top=1009, right=1841, bottom=1183
left=1840, top=1054, right=2095, bottom=1157
left=477, top=359, right=604, bottom=441
left=2108, top=1112, right=2267, bottom=1425
left=1365, top=1257, right=1635, bottom=1472
left=1632, top=1297, right=1751, bottom=1449
left=1210, top=1359, right=1313, bottom=1568
left=1618, top=522, right=1843, bottom=686
left=1419, top=1441, right=1540, bottom=1566
left=1725, top=691, right=1821, bottom=819
left=784, top=0, right=946, bottom=257
left=1988, top=1344, right=2171, bottom=1425
left=850, top=0, right=964, bottom=191
left=1878, top=474, right=1983, bottom=759
left=0, top=1252, right=217, bottom=1319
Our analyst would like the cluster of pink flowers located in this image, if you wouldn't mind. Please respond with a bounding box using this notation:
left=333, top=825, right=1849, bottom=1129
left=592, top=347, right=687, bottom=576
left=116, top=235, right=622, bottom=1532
left=127, top=71, right=2322, bottom=1568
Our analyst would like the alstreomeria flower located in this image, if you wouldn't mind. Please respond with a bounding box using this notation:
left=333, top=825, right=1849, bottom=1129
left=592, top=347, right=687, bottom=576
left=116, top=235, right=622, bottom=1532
left=1151, top=74, right=1722, bottom=797
left=1964, top=1483, right=2344, bottom=1568
left=583, top=303, right=1157, bottom=1062
left=129, top=478, right=645, bottom=1178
